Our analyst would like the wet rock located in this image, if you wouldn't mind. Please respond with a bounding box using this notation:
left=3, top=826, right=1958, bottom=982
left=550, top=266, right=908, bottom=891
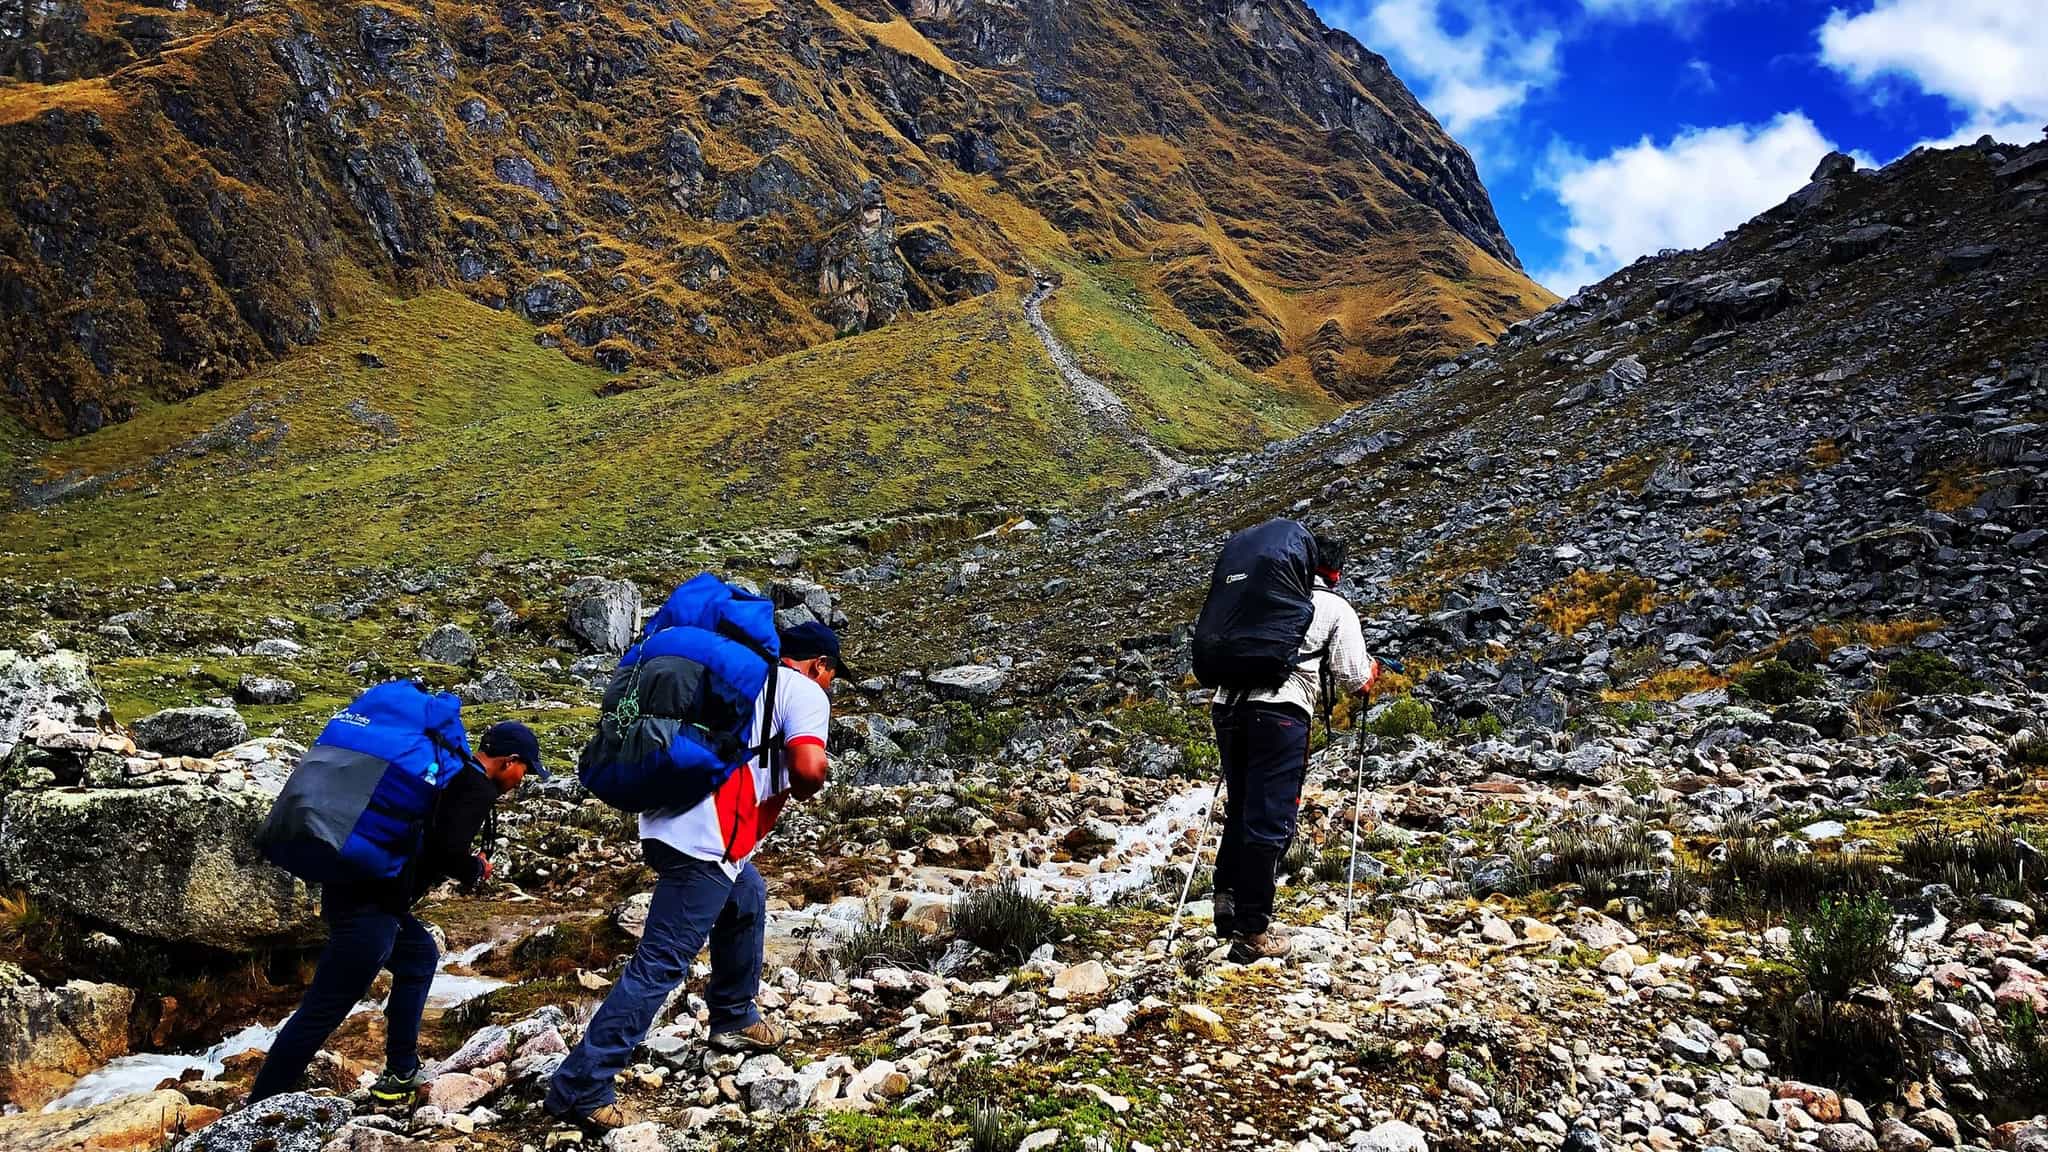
left=133, top=707, right=249, bottom=758
left=0, top=1089, right=220, bottom=1152
left=0, top=962, right=134, bottom=1109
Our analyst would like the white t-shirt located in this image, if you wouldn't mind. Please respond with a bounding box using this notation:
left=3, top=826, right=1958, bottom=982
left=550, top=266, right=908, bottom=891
left=639, top=665, right=830, bottom=877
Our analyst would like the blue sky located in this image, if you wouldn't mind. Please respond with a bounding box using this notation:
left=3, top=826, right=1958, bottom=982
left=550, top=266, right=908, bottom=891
left=1308, top=0, right=2047, bottom=294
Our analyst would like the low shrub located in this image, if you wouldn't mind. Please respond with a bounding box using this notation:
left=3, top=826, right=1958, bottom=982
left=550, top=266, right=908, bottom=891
left=1790, top=894, right=1899, bottom=1005
left=1733, top=660, right=1827, bottom=705
left=1883, top=651, right=1981, bottom=698
left=2013, top=728, right=2048, bottom=769
left=950, top=880, right=1059, bottom=964
left=1366, top=697, right=1438, bottom=740
left=943, top=703, right=1022, bottom=756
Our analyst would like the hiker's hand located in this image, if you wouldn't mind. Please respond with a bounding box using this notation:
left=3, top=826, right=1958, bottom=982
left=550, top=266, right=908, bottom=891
left=475, top=853, right=493, bottom=883
left=1356, top=658, right=1382, bottom=694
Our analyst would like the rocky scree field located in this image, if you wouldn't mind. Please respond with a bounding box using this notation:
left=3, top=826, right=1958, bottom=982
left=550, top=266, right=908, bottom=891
left=1, top=138, right=2047, bottom=1151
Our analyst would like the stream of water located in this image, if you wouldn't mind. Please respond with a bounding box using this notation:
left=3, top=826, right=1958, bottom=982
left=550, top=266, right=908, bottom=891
left=46, top=947, right=506, bottom=1112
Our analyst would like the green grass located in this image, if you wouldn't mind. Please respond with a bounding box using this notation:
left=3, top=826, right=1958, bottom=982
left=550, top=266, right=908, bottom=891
left=1043, top=259, right=1335, bottom=454
left=4, top=288, right=1151, bottom=579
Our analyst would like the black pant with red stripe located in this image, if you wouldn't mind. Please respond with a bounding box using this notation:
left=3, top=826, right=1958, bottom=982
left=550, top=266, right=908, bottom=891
left=1210, top=701, right=1310, bottom=939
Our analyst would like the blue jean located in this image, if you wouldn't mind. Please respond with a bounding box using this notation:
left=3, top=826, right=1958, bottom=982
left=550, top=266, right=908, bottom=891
left=544, top=841, right=766, bottom=1116
left=1212, top=702, right=1310, bottom=938
left=248, top=901, right=438, bottom=1102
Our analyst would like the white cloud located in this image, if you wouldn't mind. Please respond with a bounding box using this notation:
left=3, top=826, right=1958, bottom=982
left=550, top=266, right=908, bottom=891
left=1820, top=0, right=2048, bottom=146
left=1533, top=112, right=1848, bottom=295
left=1349, top=0, right=1562, bottom=135
left=1679, top=58, right=1716, bottom=94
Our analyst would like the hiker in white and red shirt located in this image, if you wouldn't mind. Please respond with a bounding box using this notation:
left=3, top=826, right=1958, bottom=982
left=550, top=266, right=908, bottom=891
left=544, top=622, right=843, bottom=1130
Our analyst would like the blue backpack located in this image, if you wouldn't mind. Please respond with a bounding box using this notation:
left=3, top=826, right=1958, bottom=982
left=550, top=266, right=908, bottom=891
left=259, top=681, right=479, bottom=883
left=577, top=573, right=781, bottom=813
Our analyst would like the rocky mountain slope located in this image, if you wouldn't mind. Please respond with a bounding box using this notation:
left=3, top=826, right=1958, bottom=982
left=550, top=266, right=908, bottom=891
left=0, top=0, right=1545, bottom=437
left=0, top=138, right=2044, bottom=1152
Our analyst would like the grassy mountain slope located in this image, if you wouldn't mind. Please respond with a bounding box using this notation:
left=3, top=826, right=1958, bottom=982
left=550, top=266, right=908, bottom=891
left=2, top=265, right=1336, bottom=579
left=0, top=0, right=1547, bottom=438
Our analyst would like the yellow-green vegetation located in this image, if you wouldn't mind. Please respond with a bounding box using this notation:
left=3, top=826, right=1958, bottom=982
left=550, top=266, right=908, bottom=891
left=17, top=290, right=612, bottom=496
left=1602, top=666, right=1728, bottom=702
left=1042, top=261, right=1336, bottom=453
left=1807, top=617, right=1945, bottom=655
left=2, top=291, right=1147, bottom=579
left=1532, top=568, right=1658, bottom=636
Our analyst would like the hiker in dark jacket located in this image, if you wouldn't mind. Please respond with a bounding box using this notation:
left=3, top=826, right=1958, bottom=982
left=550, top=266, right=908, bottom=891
left=1212, top=534, right=1378, bottom=963
left=248, top=721, right=543, bottom=1105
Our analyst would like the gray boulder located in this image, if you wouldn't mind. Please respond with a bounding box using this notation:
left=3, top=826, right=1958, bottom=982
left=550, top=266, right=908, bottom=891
left=420, top=624, right=479, bottom=667
left=0, top=650, right=105, bottom=762
left=0, top=961, right=134, bottom=1109
left=235, top=675, right=300, bottom=706
left=565, top=577, right=641, bottom=654
left=172, top=1091, right=352, bottom=1152
left=0, top=785, right=318, bottom=948
left=929, top=664, right=1007, bottom=702
left=133, top=707, right=249, bottom=758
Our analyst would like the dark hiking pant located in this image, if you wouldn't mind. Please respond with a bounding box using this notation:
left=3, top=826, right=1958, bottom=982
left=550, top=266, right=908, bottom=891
left=249, top=901, right=438, bottom=1102
left=544, top=841, right=766, bottom=1117
left=1211, top=701, right=1310, bottom=938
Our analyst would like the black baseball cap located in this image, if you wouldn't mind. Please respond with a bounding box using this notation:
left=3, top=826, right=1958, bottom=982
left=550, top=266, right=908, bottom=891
left=480, top=720, right=549, bottom=779
left=780, top=620, right=853, bottom=678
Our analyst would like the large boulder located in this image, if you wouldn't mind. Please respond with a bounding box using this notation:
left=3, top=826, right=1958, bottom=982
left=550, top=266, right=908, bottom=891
left=0, top=1089, right=219, bottom=1151
left=133, top=707, right=249, bottom=758
left=0, top=785, right=318, bottom=948
left=0, top=650, right=106, bottom=762
left=565, top=577, right=641, bottom=654
left=0, top=962, right=134, bottom=1108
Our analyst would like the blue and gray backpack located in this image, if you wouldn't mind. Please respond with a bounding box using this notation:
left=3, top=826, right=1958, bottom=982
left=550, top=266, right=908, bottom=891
left=258, top=681, right=479, bottom=884
left=577, top=573, right=781, bottom=813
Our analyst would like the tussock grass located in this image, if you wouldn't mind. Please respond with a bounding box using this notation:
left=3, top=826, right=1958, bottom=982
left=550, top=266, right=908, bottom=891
left=950, top=880, right=1059, bottom=965
left=1533, top=568, right=1658, bottom=637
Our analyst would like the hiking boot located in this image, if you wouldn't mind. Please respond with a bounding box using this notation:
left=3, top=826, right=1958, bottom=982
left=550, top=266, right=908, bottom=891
left=708, top=1019, right=788, bottom=1053
left=545, top=1102, right=644, bottom=1133
left=1227, top=930, right=1293, bottom=964
left=1211, top=891, right=1236, bottom=938
left=368, top=1065, right=427, bottom=1105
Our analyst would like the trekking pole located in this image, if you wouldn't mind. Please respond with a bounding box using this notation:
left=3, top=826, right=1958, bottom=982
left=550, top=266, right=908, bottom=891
left=1343, top=658, right=1401, bottom=935
left=1344, top=721, right=1369, bottom=935
left=1164, top=780, right=1223, bottom=951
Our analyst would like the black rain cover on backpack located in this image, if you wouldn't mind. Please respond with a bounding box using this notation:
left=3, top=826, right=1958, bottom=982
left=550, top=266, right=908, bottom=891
left=1191, top=518, right=1317, bottom=695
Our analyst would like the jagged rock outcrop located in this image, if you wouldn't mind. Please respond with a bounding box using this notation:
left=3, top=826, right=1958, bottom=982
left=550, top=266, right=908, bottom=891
left=0, top=0, right=1540, bottom=436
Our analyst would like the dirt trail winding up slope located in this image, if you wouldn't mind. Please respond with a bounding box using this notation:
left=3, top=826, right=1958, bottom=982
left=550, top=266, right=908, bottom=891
left=1023, top=277, right=1189, bottom=492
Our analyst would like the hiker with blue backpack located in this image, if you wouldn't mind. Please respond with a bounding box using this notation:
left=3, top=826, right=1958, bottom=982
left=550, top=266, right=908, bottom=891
left=250, top=682, right=543, bottom=1105
left=1192, top=519, right=1378, bottom=964
left=544, top=574, right=846, bottom=1132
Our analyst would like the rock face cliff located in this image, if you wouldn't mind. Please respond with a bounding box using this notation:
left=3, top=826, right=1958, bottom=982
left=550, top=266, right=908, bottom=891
left=0, top=0, right=1543, bottom=436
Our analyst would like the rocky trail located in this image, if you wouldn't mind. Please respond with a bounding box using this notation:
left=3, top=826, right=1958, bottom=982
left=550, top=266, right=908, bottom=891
left=1023, top=278, right=1191, bottom=491
left=1, top=136, right=2047, bottom=1152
